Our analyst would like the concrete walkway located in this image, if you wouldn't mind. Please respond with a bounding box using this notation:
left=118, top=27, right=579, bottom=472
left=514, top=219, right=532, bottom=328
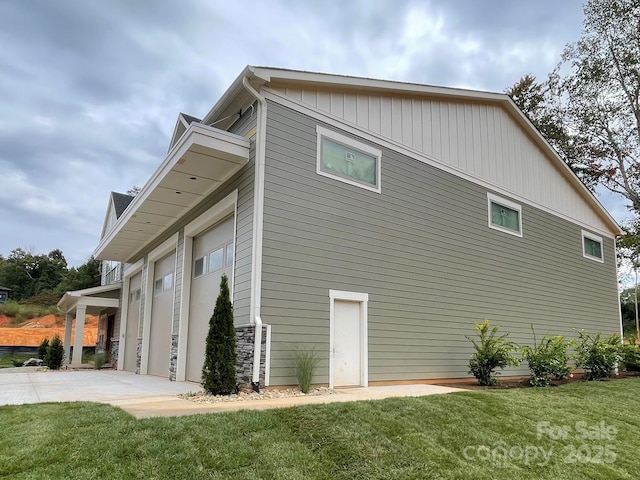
left=0, top=369, right=465, bottom=419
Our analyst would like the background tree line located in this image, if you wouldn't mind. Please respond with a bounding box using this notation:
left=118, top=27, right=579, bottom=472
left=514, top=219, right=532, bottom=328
left=0, top=248, right=101, bottom=305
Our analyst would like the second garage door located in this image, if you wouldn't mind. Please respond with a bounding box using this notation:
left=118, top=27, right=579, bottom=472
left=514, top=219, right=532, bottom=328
left=148, top=251, right=176, bottom=378
left=186, top=216, right=235, bottom=382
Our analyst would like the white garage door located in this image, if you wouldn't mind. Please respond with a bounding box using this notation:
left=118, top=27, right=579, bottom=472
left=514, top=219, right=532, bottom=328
left=186, top=216, right=235, bottom=382
left=123, top=272, right=142, bottom=372
left=148, top=251, right=176, bottom=378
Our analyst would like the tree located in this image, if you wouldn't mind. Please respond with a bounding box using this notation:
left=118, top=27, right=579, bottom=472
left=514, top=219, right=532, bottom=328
left=201, top=275, right=237, bottom=395
left=561, top=0, right=640, bottom=211
left=57, top=256, right=101, bottom=293
left=506, top=74, right=596, bottom=189
left=45, top=334, right=65, bottom=370
left=508, top=0, right=640, bottom=212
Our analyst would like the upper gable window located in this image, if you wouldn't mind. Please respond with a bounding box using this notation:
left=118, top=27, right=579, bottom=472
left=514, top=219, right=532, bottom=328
left=316, top=125, right=381, bottom=193
left=487, top=193, right=522, bottom=237
left=582, top=230, right=604, bottom=263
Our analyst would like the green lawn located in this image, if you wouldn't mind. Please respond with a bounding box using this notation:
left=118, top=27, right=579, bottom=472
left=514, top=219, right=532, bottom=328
left=0, top=353, right=32, bottom=368
left=1, top=380, right=639, bottom=479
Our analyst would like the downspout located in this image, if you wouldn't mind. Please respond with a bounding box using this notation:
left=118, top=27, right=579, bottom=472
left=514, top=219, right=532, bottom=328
left=242, top=75, right=266, bottom=392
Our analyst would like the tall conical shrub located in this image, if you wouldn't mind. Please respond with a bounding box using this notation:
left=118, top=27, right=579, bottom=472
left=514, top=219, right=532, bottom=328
left=45, top=334, right=65, bottom=370
left=201, top=275, right=237, bottom=395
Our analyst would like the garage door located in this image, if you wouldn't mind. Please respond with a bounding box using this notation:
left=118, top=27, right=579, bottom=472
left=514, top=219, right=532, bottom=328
left=148, top=251, right=175, bottom=377
left=186, top=216, right=235, bottom=382
left=123, top=272, right=142, bottom=372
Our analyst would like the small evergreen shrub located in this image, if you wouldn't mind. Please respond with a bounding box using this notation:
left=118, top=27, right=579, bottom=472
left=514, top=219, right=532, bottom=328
left=621, top=336, right=640, bottom=372
left=292, top=345, right=320, bottom=393
left=521, top=326, right=574, bottom=387
left=202, top=275, right=237, bottom=395
left=574, top=330, right=622, bottom=380
left=45, top=334, right=65, bottom=370
left=467, top=319, right=520, bottom=386
left=38, top=338, right=50, bottom=361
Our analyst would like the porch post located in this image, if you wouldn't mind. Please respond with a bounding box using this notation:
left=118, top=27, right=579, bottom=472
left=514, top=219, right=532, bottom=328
left=71, top=305, right=87, bottom=365
left=63, top=312, right=73, bottom=364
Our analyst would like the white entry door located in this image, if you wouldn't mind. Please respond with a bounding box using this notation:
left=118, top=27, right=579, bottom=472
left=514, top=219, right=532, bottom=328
left=332, top=299, right=364, bottom=387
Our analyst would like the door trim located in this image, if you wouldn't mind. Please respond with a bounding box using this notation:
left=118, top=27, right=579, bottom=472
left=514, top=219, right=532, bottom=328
left=329, top=290, right=368, bottom=389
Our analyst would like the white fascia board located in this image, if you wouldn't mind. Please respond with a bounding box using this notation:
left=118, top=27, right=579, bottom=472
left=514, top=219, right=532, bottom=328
left=93, top=124, right=249, bottom=261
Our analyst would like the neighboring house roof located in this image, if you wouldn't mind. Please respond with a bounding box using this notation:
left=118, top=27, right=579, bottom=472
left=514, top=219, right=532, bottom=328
left=0, top=286, right=11, bottom=291
left=111, top=192, right=135, bottom=219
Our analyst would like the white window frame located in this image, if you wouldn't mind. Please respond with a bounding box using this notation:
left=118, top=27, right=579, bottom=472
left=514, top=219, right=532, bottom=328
left=582, top=230, right=604, bottom=263
left=316, top=125, right=382, bottom=193
left=487, top=192, right=523, bottom=237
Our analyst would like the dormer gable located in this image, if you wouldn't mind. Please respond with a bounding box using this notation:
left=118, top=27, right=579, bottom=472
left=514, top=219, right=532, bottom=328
left=100, top=192, right=135, bottom=239
left=168, top=112, right=201, bottom=152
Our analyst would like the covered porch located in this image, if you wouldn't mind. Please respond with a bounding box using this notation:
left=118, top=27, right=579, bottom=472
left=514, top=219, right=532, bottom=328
left=57, top=284, right=121, bottom=366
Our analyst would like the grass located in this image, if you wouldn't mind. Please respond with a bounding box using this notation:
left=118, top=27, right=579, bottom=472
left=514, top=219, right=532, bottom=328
left=0, top=353, right=32, bottom=368
left=0, top=301, right=60, bottom=324
left=1, top=380, right=639, bottom=479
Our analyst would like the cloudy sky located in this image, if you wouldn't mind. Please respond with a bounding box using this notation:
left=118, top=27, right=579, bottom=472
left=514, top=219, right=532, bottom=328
left=0, top=0, right=627, bottom=266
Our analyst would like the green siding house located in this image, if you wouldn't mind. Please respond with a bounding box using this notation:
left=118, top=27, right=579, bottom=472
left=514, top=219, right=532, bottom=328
left=59, top=66, right=622, bottom=388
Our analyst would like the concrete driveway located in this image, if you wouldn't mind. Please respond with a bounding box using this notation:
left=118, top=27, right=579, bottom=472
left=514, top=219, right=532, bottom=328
left=0, top=369, right=201, bottom=406
left=0, top=369, right=464, bottom=419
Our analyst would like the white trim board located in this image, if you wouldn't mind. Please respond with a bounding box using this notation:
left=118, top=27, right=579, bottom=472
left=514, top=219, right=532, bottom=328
left=262, top=88, right=617, bottom=240
left=328, top=289, right=369, bottom=389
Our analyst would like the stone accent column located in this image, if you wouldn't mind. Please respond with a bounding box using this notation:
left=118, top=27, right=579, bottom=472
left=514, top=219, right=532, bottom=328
left=71, top=305, right=87, bottom=366
left=135, top=338, right=142, bottom=374
left=63, top=313, right=73, bottom=365
left=169, top=334, right=179, bottom=381
left=235, top=325, right=267, bottom=389
left=110, top=339, right=119, bottom=368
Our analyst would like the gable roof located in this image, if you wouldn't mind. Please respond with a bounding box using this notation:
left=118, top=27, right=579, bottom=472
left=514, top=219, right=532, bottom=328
left=202, top=66, right=621, bottom=236
left=181, top=113, right=201, bottom=125
left=111, top=192, right=135, bottom=219
left=0, top=285, right=11, bottom=291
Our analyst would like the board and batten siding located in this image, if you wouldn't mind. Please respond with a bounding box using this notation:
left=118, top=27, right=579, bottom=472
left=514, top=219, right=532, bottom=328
left=265, top=86, right=611, bottom=236
left=261, top=100, right=620, bottom=385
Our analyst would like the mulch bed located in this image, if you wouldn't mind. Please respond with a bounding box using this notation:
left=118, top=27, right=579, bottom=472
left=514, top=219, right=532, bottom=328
left=435, top=371, right=640, bottom=390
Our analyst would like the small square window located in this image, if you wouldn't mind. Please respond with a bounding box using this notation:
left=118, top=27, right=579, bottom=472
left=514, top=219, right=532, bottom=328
left=316, top=125, right=381, bottom=193
left=163, top=273, right=173, bottom=291
left=194, top=257, right=205, bottom=278
left=225, top=242, right=235, bottom=267
left=154, top=279, right=163, bottom=296
left=582, top=231, right=604, bottom=262
left=487, top=193, right=522, bottom=237
left=209, top=248, right=223, bottom=272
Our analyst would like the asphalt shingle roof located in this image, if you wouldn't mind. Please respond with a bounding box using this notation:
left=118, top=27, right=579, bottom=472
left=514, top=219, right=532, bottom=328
left=111, top=192, right=135, bottom=219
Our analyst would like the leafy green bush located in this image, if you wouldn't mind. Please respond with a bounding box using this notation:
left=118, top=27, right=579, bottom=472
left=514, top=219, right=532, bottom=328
left=621, top=336, right=640, bottom=372
left=574, top=330, right=622, bottom=380
left=292, top=345, right=320, bottom=393
left=45, top=334, right=65, bottom=370
left=467, top=320, right=520, bottom=386
left=202, top=275, right=237, bottom=395
left=521, top=326, right=574, bottom=387
left=38, top=338, right=50, bottom=361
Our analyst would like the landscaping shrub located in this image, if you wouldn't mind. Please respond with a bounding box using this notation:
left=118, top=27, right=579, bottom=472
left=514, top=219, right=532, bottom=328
left=574, top=330, right=622, bottom=380
left=45, top=334, right=65, bottom=370
left=621, top=336, right=640, bottom=372
left=37, top=338, right=50, bottom=361
left=521, top=326, right=574, bottom=387
left=292, top=345, right=320, bottom=393
left=467, top=319, right=520, bottom=386
left=94, top=351, right=107, bottom=370
left=202, top=275, right=237, bottom=395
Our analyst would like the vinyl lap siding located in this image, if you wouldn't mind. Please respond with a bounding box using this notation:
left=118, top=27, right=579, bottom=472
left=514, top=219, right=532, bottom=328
left=261, top=100, right=619, bottom=385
